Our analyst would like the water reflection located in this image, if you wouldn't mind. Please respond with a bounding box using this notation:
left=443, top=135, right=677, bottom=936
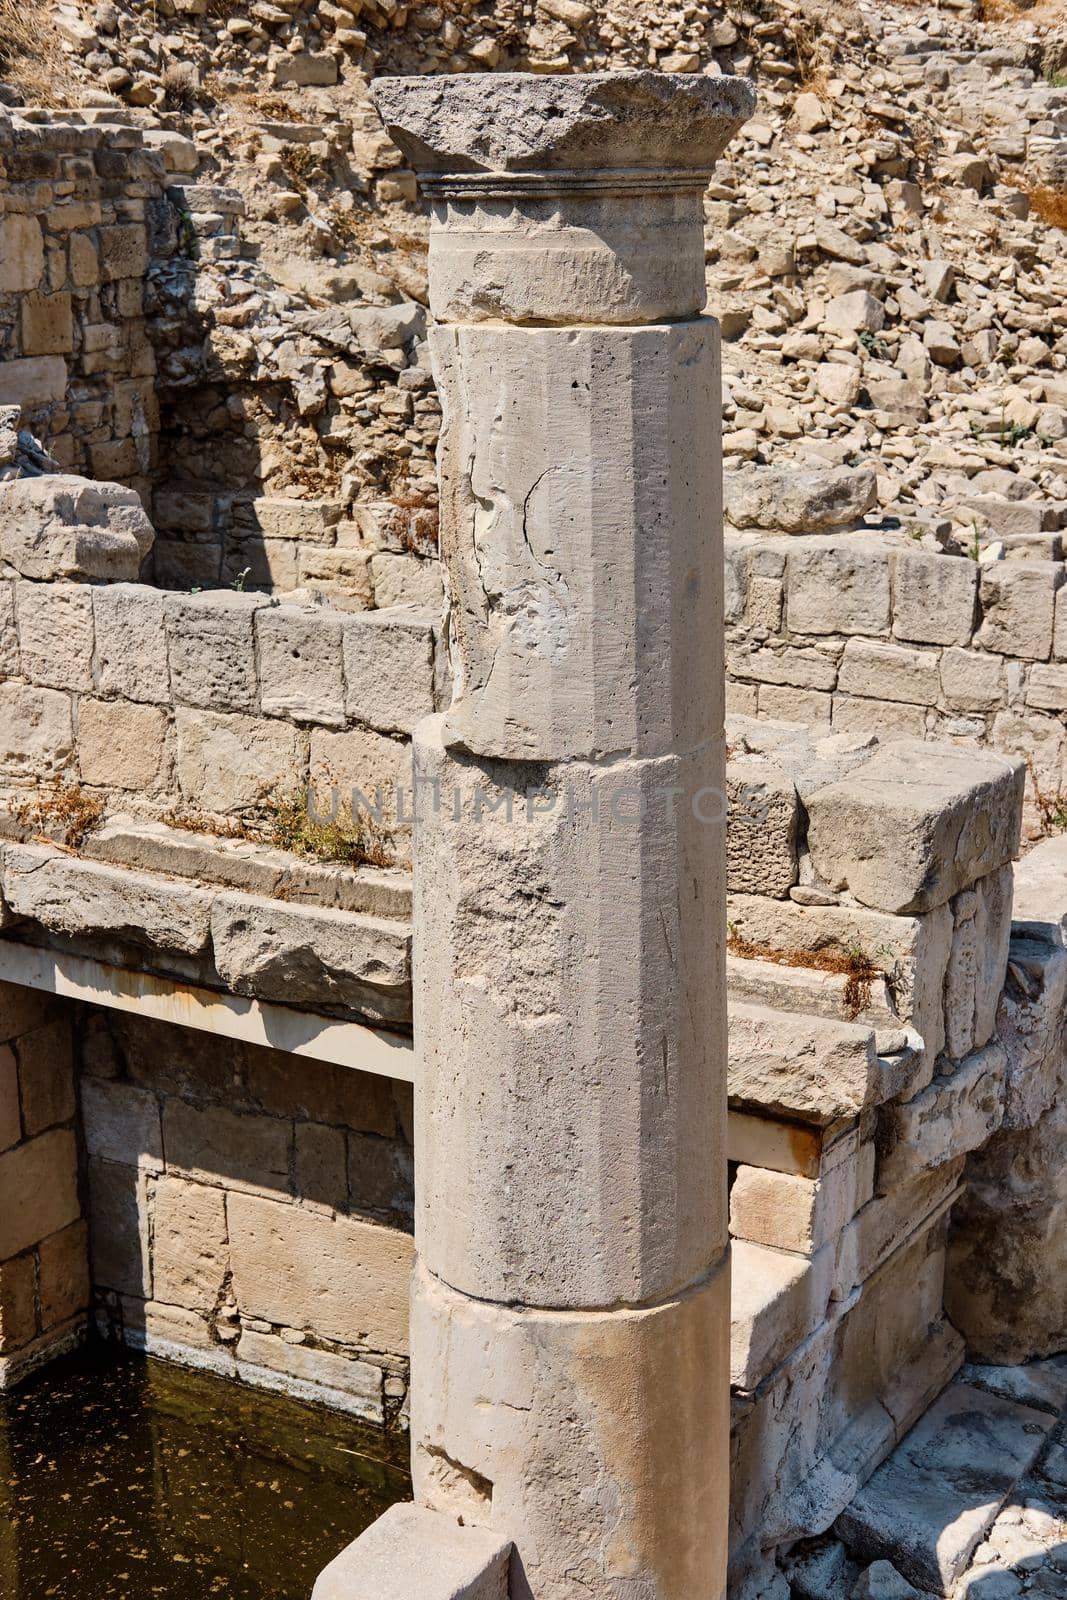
left=0, top=1343, right=410, bottom=1599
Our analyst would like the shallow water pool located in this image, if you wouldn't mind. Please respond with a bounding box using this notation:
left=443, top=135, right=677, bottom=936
left=0, top=1343, right=411, bottom=1600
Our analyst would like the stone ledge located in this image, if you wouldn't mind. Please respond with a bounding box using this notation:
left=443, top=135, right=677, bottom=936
left=312, top=1504, right=512, bottom=1600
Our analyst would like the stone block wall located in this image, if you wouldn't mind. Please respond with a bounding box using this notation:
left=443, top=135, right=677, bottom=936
left=78, top=1010, right=415, bottom=1423
left=0, top=982, right=88, bottom=1388
left=0, top=112, right=167, bottom=501
left=722, top=718, right=1029, bottom=1596
left=725, top=530, right=1067, bottom=830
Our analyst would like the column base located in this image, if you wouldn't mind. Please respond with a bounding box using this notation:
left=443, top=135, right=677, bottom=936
left=410, top=1255, right=731, bottom=1600
left=312, top=1503, right=511, bottom=1600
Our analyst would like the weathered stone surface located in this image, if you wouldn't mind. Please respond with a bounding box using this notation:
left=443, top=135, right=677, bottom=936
left=78, top=697, right=168, bottom=791
left=237, top=1327, right=384, bottom=1419
left=0, top=213, right=44, bottom=293
left=87, top=1158, right=150, bottom=1297
left=942, top=866, right=1014, bottom=1061
left=837, top=640, right=940, bottom=707
left=92, top=583, right=170, bottom=704
left=151, top=1176, right=229, bottom=1312
left=878, top=1042, right=1006, bottom=1189
left=414, top=719, right=726, bottom=1306
left=210, top=892, right=411, bottom=1024
left=0, top=683, right=74, bottom=776
left=431, top=320, right=722, bottom=760
left=0, top=1130, right=80, bottom=1259
left=16, top=1018, right=75, bottom=1137
left=257, top=604, right=346, bottom=726
left=16, top=583, right=95, bottom=692
left=725, top=466, right=877, bottom=532
left=731, top=1238, right=834, bottom=1390
left=805, top=741, right=1024, bottom=914
left=37, top=1220, right=89, bottom=1332
left=786, top=542, right=891, bottom=638
left=939, top=647, right=1005, bottom=713
left=228, top=1191, right=413, bottom=1352
left=728, top=1002, right=883, bottom=1126
left=373, top=70, right=755, bottom=174
left=730, top=1151, right=868, bottom=1256
left=312, top=1504, right=511, bottom=1600
left=976, top=563, right=1063, bottom=662
left=0, top=1254, right=37, bottom=1353
left=892, top=550, right=978, bottom=647
left=175, top=708, right=301, bottom=814
left=411, top=1256, right=730, bottom=1600
left=726, top=755, right=799, bottom=898
left=0, top=845, right=213, bottom=954
left=162, top=1101, right=290, bottom=1196
left=165, top=590, right=264, bottom=713
left=0, top=476, right=149, bottom=581
left=80, top=1076, right=163, bottom=1170
left=0, top=1045, right=19, bottom=1154
left=835, top=1383, right=1054, bottom=1594
left=342, top=608, right=437, bottom=735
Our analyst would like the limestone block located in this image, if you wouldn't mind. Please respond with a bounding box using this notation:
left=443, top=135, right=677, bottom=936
left=0, top=476, right=149, bottom=582
left=0, top=356, right=67, bottom=410
left=15, top=582, right=95, bottom=693
left=1026, top=662, right=1067, bottom=712
left=786, top=542, right=891, bottom=638
left=824, top=291, right=884, bottom=334
left=878, top=1042, right=1007, bottom=1190
left=0, top=844, right=214, bottom=954
left=726, top=755, right=799, bottom=898
left=939, top=647, right=1004, bottom=712
left=37, top=1219, right=89, bottom=1332
left=80, top=1076, right=163, bottom=1170
left=312, top=1504, right=511, bottom=1600
left=414, top=719, right=726, bottom=1307
left=175, top=707, right=302, bottom=813
left=831, top=696, right=925, bottom=740
left=805, top=740, right=1024, bottom=914
left=309, top=725, right=414, bottom=836
left=976, top=562, right=1063, bottom=661
left=759, top=684, right=832, bottom=724
left=730, top=1156, right=869, bottom=1257
left=256, top=604, right=346, bottom=727
left=728, top=1003, right=882, bottom=1127
left=0, top=214, right=44, bottom=292
left=151, top=1176, right=229, bottom=1312
left=87, top=1158, right=151, bottom=1297
left=834, top=1383, right=1054, bottom=1594
left=891, top=549, right=977, bottom=646
left=0, top=1129, right=80, bottom=1259
left=724, top=466, right=877, bottom=532
left=16, top=1017, right=75, bottom=1137
left=833, top=1161, right=964, bottom=1303
left=996, top=934, right=1067, bottom=1131
left=431, top=320, right=722, bottom=761
left=21, top=291, right=73, bottom=356
left=274, top=51, right=339, bottom=87
left=1011, top=833, right=1067, bottom=947
left=210, top=892, right=412, bottom=1025
left=0, top=1254, right=37, bottom=1353
left=410, top=1256, right=730, bottom=1600
left=731, top=1238, right=835, bottom=1390
left=163, top=1100, right=290, bottom=1197
left=77, top=698, right=168, bottom=791
left=342, top=608, right=437, bottom=735
left=0, top=682, right=74, bottom=776
left=228, top=1191, right=414, bottom=1353
left=165, top=591, right=265, bottom=713
left=297, top=547, right=375, bottom=606
left=0, top=983, right=54, bottom=1044
left=98, top=222, right=148, bottom=283
left=92, top=584, right=170, bottom=704
left=244, top=498, right=343, bottom=541
left=837, top=639, right=940, bottom=707
left=236, top=1327, right=384, bottom=1420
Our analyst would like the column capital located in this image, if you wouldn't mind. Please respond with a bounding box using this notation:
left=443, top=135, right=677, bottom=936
left=371, top=71, right=755, bottom=325
left=371, top=70, right=754, bottom=181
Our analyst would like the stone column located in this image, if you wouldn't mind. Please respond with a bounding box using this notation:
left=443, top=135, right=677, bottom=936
left=315, top=71, right=753, bottom=1600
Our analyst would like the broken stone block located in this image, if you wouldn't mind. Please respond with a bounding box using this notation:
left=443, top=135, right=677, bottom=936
left=825, top=291, right=885, bottom=334
left=835, top=1383, right=1055, bottom=1594
left=236, top=1327, right=384, bottom=1421
left=805, top=740, right=1024, bottom=914
left=0, top=476, right=151, bottom=581
left=726, top=755, right=799, bottom=898
left=0, top=844, right=213, bottom=955
left=877, top=1041, right=1006, bottom=1190
left=209, top=892, right=411, bottom=1024
left=311, top=1503, right=511, bottom=1600
left=728, top=1002, right=882, bottom=1126
left=724, top=466, right=877, bottom=532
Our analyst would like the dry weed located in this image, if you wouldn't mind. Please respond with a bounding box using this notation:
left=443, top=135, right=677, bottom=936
left=727, top=928, right=881, bottom=1020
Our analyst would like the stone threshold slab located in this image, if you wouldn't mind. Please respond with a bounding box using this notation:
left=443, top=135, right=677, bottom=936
left=0, top=939, right=415, bottom=1083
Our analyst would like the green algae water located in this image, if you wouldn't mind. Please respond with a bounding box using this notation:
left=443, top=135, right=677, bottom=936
left=0, top=1344, right=411, bottom=1600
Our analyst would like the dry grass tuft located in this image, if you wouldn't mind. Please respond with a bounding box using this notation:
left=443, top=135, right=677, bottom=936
left=1025, top=185, right=1067, bottom=230
left=268, top=787, right=396, bottom=870
left=16, top=776, right=104, bottom=849
left=0, top=0, right=74, bottom=104
left=1025, top=755, right=1067, bottom=834
left=727, top=928, right=881, bottom=1020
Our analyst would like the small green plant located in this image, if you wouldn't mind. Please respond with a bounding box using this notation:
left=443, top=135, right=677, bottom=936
left=231, top=567, right=252, bottom=592
left=857, top=329, right=888, bottom=358
left=1046, top=68, right=1067, bottom=89
left=268, top=786, right=396, bottom=871
left=969, top=518, right=982, bottom=562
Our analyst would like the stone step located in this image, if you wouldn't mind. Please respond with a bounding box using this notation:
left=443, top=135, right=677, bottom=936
left=727, top=950, right=899, bottom=1029
left=835, top=1381, right=1057, bottom=1595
